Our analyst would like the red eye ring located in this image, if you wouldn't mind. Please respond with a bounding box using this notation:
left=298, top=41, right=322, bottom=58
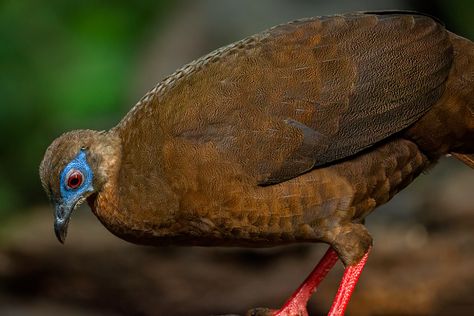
left=66, top=169, right=83, bottom=189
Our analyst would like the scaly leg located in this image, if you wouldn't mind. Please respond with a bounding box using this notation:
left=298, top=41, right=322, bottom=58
left=247, top=247, right=339, bottom=316
left=246, top=247, right=371, bottom=316
left=327, top=248, right=371, bottom=316
left=273, top=247, right=339, bottom=316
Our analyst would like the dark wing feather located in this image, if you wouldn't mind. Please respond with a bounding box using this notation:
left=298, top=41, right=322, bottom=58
left=117, top=12, right=453, bottom=185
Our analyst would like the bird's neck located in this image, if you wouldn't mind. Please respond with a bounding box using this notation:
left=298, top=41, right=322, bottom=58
left=90, top=126, right=181, bottom=244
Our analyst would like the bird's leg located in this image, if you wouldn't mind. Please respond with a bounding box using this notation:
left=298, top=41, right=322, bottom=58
left=246, top=247, right=339, bottom=316
left=327, top=248, right=370, bottom=316
left=270, top=247, right=371, bottom=316
left=325, top=223, right=372, bottom=316
left=273, top=247, right=340, bottom=316
left=247, top=224, right=372, bottom=316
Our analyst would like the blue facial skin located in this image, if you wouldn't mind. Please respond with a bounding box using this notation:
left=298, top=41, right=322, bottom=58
left=59, top=150, right=94, bottom=202
left=55, top=149, right=94, bottom=243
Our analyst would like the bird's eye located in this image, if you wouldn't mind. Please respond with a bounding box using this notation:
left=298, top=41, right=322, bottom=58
left=66, top=169, right=84, bottom=190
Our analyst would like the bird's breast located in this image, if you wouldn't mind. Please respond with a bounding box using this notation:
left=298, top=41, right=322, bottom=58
left=92, top=138, right=429, bottom=247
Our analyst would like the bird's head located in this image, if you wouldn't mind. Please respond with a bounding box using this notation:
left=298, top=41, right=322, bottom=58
left=39, top=129, right=121, bottom=243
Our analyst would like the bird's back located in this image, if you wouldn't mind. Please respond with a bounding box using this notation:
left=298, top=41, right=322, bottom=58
left=114, top=12, right=452, bottom=184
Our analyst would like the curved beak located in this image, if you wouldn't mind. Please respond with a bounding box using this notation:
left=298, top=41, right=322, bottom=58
left=54, top=202, right=75, bottom=244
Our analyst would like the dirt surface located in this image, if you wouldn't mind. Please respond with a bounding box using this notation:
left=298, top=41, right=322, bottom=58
left=1, top=159, right=473, bottom=316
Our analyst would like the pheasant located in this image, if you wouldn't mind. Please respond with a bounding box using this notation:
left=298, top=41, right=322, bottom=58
left=39, top=11, right=474, bottom=316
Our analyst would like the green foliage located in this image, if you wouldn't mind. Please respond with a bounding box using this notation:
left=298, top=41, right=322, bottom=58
left=0, top=0, right=173, bottom=215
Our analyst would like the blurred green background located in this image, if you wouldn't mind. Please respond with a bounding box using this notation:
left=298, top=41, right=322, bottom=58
left=0, top=1, right=473, bottom=315
left=0, top=0, right=173, bottom=215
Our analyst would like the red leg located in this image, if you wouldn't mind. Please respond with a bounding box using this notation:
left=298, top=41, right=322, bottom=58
left=273, top=247, right=339, bottom=316
left=327, top=248, right=371, bottom=316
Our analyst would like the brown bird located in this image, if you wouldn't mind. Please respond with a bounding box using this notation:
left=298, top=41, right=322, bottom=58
left=39, top=11, right=473, bottom=316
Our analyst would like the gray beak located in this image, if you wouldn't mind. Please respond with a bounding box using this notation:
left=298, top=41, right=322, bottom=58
left=54, top=202, right=74, bottom=244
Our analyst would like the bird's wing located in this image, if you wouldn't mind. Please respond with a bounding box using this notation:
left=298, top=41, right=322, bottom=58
left=119, top=12, right=453, bottom=185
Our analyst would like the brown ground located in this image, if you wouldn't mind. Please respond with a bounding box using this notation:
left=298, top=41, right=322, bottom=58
left=1, top=158, right=473, bottom=316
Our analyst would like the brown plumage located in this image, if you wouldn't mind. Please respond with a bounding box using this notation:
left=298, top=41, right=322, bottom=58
left=39, top=11, right=473, bottom=315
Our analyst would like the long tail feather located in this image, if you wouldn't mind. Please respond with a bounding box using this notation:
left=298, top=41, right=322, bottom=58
left=452, top=153, right=474, bottom=169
